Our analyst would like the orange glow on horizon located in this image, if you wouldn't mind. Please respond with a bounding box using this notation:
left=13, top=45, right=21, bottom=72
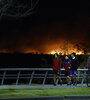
left=49, top=47, right=84, bottom=55
left=0, top=49, right=87, bottom=55
left=0, top=42, right=89, bottom=55
left=50, top=50, right=84, bottom=55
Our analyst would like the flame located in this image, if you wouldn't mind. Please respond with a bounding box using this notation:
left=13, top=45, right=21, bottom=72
left=50, top=50, right=60, bottom=55
left=50, top=49, right=84, bottom=55
left=76, top=51, right=84, bottom=55
left=49, top=41, right=85, bottom=55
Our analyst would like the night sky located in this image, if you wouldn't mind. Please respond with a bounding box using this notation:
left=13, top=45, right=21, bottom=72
left=0, top=0, right=90, bottom=54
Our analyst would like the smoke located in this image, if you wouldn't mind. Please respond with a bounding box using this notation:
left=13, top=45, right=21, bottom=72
left=0, top=7, right=90, bottom=54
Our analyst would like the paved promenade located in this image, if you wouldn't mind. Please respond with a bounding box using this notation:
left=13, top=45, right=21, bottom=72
left=0, top=84, right=89, bottom=89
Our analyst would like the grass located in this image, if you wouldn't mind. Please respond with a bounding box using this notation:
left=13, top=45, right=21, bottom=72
left=0, top=88, right=90, bottom=98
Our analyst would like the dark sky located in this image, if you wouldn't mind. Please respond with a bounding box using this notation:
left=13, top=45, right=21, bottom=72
left=0, top=0, right=90, bottom=54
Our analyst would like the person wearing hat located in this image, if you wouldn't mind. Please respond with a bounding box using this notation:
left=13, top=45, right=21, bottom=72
left=53, top=53, right=62, bottom=86
left=70, top=52, right=79, bottom=86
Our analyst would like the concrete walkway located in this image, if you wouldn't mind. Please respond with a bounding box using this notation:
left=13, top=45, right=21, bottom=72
left=0, top=84, right=89, bottom=89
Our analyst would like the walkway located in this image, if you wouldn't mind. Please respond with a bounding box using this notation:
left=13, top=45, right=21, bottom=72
left=0, top=84, right=88, bottom=89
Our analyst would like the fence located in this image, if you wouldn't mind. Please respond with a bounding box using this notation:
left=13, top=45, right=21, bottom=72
left=0, top=68, right=88, bottom=85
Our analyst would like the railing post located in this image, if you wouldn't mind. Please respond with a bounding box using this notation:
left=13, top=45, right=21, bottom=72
left=29, top=71, right=35, bottom=86
left=43, top=71, right=48, bottom=85
left=1, top=71, right=6, bottom=85
left=16, top=71, right=21, bottom=85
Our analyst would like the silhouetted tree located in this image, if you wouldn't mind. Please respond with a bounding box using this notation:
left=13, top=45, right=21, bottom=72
left=0, top=0, right=39, bottom=19
left=75, top=42, right=89, bottom=54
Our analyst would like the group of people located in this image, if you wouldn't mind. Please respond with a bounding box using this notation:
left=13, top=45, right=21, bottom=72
left=53, top=52, right=90, bottom=86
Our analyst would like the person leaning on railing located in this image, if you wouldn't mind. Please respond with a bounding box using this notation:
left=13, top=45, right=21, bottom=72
left=53, top=53, right=62, bottom=86
left=87, top=56, right=90, bottom=74
left=70, top=52, right=79, bottom=86
left=63, top=56, right=71, bottom=85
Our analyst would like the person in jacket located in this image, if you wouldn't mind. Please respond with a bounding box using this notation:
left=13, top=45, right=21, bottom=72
left=70, top=52, right=79, bottom=86
left=64, top=56, right=71, bottom=85
left=53, top=53, right=62, bottom=86
left=87, top=56, right=90, bottom=74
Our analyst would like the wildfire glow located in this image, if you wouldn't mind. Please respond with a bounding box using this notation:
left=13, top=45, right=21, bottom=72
left=50, top=49, right=84, bottom=55
left=76, top=51, right=84, bottom=55
left=50, top=51, right=60, bottom=55
left=0, top=41, right=88, bottom=55
left=0, top=48, right=85, bottom=55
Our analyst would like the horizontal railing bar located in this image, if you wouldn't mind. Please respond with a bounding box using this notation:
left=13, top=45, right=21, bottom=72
left=0, top=72, right=87, bottom=76
left=0, top=77, right=17, bottom=79
left=0, top=73, right=88, bottom=76
left=20, top=74, right=45, bottom=76
left=20, top=77, right=45, bottom=78
left=0, top=74, right=17, bottom=76
left=0, top=75, right=87, bottom=79
left=0, top=77, right=84, bottom=79
left=0, top=74, right=88, bottom=78
left=0, top=76, right=86, bottom=79
left=0, top=68, right=88, bottom=71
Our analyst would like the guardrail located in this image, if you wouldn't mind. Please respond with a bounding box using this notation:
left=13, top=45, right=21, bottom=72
left=0, top=68, right=88, bottom=85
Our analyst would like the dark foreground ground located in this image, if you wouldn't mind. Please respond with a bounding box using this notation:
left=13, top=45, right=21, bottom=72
left=0, top=95, right=90, bottom=100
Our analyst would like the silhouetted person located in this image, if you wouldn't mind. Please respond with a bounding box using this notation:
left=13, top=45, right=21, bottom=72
left=70, top=52, right=79, bottom=86
left=53, top=53, right=62, bottom=86
left=87, top=56, right=90, bottom=74
left=64, top=56, right=71, bottom=85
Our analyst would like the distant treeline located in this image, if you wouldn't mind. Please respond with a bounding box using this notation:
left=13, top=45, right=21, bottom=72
left=0, top=53, right=89, bottom=68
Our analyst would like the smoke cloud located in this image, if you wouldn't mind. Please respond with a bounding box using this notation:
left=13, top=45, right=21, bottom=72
left=0, top=1, right=90, bottom=54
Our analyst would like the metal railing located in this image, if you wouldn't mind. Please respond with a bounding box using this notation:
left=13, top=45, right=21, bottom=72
left=0, top=68, right=88, bottom=85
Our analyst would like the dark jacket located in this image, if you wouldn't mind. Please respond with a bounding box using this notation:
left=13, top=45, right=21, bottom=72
left=71, top=57, right=79, bottom=70
left=87, top=59, right=90, bottom=68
